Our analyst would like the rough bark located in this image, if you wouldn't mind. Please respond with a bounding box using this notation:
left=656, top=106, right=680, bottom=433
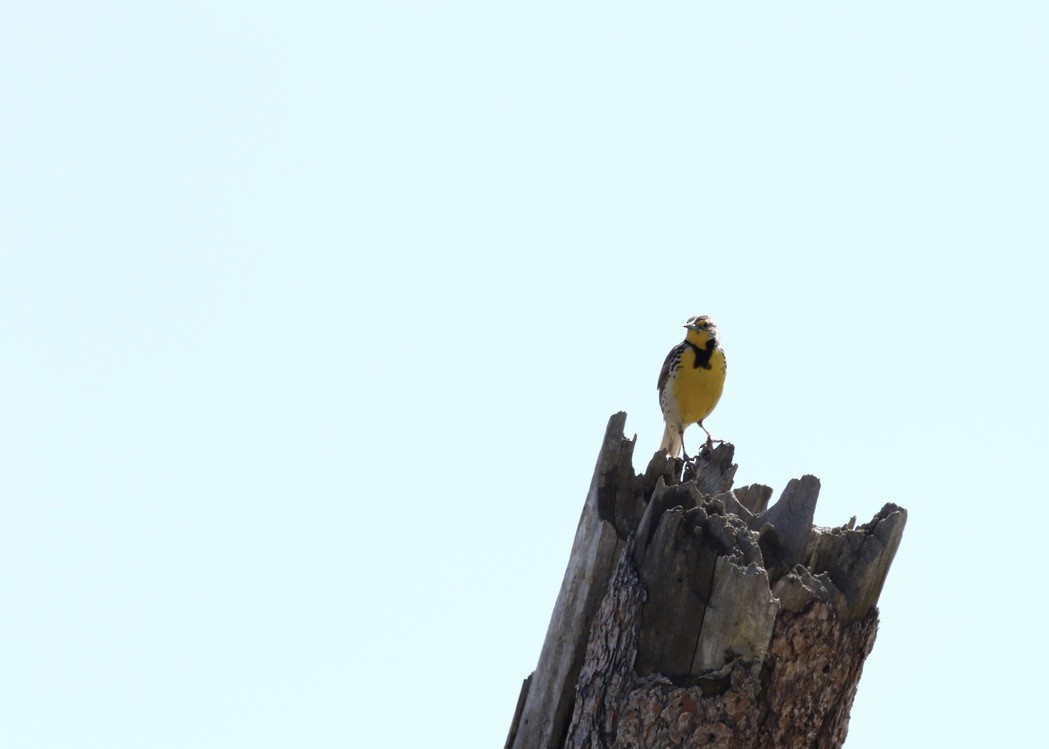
left=507, top=413, right=906, bottom=749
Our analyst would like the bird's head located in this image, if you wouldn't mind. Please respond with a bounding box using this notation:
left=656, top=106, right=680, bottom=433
left=683, top=315, right=719, bottom=346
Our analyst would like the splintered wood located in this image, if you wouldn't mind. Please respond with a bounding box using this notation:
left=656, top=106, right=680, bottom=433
left=506, top=413, right=906, bottom=749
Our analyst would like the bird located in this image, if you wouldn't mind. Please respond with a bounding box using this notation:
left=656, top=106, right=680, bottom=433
left=657, top=315, right=727, bottom=460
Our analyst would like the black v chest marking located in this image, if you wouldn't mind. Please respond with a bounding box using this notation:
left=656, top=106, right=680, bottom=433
left=685, top=339, right=715, bottom=370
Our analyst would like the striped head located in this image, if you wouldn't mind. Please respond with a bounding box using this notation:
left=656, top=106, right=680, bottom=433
left=683, top=315, right=720, bottom=347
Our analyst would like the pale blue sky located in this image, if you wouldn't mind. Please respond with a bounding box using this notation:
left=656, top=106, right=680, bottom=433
left=2, top=2, right=1047, bottom=747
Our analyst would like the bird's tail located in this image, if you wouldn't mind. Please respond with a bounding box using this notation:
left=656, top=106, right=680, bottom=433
left=659, top=424, right=682, bottom=458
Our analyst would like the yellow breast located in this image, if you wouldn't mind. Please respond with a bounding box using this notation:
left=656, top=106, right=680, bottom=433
left=671, top=346, right=726, bottom=425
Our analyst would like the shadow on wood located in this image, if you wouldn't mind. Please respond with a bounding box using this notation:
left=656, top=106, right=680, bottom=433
left=506, top=413, right=906, bottom=749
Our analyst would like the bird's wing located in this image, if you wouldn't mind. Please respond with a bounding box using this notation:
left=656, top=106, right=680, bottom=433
left=657, top=344, right=681, bottom=391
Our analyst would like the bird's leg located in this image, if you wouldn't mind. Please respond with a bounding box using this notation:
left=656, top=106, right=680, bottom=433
left=699, top=421, right=724, bottom=450
left=679, top=429, right=692, bottom=462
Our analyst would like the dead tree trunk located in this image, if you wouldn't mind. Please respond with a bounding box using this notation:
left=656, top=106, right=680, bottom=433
left=506, top=413, right=906, bottom=749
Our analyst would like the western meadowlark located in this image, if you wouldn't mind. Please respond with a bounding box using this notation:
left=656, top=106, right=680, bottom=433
left=658, top=315, right=727, bottom=459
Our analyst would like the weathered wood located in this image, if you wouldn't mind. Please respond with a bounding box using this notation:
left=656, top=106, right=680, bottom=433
left=507, top=414, right=676, bottom=749
left=508, top=414, right=907, bottom=749
left=682, top=443, right=737, bottom=495
left=562, top=531, right=884, bottom=748
left=504, top=675, right=532, bottom=749
left=718, top=483, right=773, bottom=516
left=805, top=503, right=907, bottom=622
left=564, top=534, right=647, bottom=749
left=755, top=475, right=820, bottom=567
left=633, top=504, right=720, bottom=677
left=692, top=557, right=779, bottom=674
left=631, top=477, right=774, bottom=680
left=505, top=413, right=633, bottom=749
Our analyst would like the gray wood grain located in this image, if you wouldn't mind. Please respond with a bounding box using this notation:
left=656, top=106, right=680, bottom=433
left=692, top=557, right=780, bottom=673
left=507, top=413, right=635, bottom=749
left=507, top=413, right=908, bottom=748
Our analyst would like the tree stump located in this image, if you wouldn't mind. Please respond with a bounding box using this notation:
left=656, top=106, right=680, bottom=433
left=506, top=413, right=906, bottom=749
